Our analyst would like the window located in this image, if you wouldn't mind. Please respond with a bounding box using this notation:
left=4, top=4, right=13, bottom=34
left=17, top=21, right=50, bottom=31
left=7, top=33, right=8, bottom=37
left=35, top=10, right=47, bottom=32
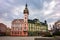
left=25, top=15, right=26, bottom=16
left=20, top=32, right=22, bottom=34
left=24, top=27, right=26, bottom=29
left=12, top=32, right=13, bottom=34
left=25, top=17, right=27, bottom=19
left=24, top=27, right=26, bottom=31
left=25, top=24, right=26, bottom=26
left=24, top=32, right=26, bottom=34
left=20, top=24, right=21, bottom=27
left=15, top=32, right=16, bottom=34
left=13, top=24, right=15, bottom=27
left=0, top=30, right=1, bottom=32
left=18, top=24, right=22, bottom=30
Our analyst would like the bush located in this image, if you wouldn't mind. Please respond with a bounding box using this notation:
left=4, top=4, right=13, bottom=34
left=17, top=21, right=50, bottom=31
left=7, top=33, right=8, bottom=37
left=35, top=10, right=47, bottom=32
left=43, top=32, right=53, bottom=37
left=53, top=31, right=60, bottom=36
left=28, top=31, right=41, bottom=36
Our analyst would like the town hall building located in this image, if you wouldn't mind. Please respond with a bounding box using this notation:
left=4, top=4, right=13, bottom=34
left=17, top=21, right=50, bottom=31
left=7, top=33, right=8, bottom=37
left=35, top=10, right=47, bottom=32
left=11, top=4, right=29, bottom=36
left=10, top=4, right=48, bottom=36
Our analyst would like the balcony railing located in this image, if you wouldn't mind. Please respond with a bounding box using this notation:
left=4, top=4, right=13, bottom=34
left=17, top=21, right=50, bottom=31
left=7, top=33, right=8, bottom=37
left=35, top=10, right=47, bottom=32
left=23, top=29, right=27, bottom=32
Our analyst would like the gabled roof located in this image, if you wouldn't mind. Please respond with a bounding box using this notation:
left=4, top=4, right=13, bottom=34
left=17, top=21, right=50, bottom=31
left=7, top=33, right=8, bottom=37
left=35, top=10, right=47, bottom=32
left=28, top=19, right=35, bottom=24
left=12, top=19, right=24, bottom=24
left=28, top=19, right=47, bottom=26
left=0, top=23, right=7, bottom=28
left=55, top=20, right=60, bottom=25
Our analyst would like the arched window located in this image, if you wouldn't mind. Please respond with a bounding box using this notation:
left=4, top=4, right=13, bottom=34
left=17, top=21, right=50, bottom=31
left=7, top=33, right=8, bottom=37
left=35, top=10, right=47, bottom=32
left=25, top=17, right=27, bottom=19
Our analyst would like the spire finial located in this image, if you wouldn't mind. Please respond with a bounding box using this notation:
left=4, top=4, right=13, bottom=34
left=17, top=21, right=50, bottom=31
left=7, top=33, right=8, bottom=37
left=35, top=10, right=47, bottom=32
left=25, top=3, right=27, bottom=8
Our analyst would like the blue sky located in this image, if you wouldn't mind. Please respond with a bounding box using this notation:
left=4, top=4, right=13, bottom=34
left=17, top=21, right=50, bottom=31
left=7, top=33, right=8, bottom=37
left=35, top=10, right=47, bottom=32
left=0, top=0, right=60, bottom=30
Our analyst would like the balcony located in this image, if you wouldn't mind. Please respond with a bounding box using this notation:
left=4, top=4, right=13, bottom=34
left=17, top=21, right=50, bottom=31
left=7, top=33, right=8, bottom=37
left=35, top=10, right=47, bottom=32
left=23, top=29, right=27, bottom=32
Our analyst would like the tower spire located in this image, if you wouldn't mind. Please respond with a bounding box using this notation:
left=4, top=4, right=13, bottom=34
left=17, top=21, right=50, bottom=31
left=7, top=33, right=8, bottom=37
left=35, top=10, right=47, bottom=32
left=25, top=3, right=27, bottom=9
left=23, top=3, right=29, bottom=15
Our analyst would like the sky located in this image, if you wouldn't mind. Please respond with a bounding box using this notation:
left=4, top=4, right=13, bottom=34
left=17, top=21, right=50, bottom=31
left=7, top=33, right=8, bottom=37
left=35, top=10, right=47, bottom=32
left=0, top=0, right=60, bottom=30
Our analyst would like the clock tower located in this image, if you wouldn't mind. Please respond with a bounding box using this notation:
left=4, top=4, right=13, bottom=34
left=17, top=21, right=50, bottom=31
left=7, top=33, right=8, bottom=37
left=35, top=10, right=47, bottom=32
left=23, top=4, right=29, bottom=36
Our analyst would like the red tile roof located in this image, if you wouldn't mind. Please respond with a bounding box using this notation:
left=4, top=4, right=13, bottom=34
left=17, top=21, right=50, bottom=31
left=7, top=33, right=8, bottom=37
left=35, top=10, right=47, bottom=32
left=12, top=19, right=24, bottom=24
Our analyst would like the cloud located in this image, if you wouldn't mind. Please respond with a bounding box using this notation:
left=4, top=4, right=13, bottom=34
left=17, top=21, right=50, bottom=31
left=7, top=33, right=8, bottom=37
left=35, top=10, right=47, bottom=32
left=11, top=6, right=24, bottom=15
left=0, top=18, right=11, bottom=28
left=43, top=0, right=56, bottom=15
left=0, top=0, right=60, bottom=30
left=39, top=0, right=60, bottom=30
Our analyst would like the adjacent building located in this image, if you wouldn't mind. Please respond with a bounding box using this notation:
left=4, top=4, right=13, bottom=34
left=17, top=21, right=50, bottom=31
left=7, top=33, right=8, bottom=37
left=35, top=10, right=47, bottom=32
left=0, top=23, right=7, bottom=36
left=28, top=19, right=48, bottom=32
left=51, top=20, right=60, bottom=36
left=53, top=20, right=60, bottom=32
left=28, top=19, right=48, bottom=36
left=6, top=27, right=11, bottom=36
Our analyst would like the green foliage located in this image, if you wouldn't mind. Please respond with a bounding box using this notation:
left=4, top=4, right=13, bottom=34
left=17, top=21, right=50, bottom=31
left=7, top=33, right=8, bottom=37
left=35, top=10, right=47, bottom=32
left=53, top=31, right=60, bottom=36
left=28, top=31, right=40, bottom=36
left=28, top=31, right=53, bottom=37
left=44, top=32, right=53, bottom=37
left=28, top=31, right=33, bottom=36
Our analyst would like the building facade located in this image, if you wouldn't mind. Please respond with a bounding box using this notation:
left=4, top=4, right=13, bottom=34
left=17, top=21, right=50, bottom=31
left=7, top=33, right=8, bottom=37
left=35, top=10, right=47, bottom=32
left=52, top=20, right=60, bottom=35
left=0, top=23, right=7, bottom=36
left=53, top=20, right=60, bottom=32
left=11, top=4, right=29, bottom=36
left=28, top=19, right=48, bottom=36
left=11, top=4, right=48, bottom=36
left=28, top=19, right=48, bottom=32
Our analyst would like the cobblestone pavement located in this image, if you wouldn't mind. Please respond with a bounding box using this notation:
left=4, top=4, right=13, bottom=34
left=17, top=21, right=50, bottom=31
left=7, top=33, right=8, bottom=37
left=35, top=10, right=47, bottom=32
left=0, top=36, right=59, bottom=40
